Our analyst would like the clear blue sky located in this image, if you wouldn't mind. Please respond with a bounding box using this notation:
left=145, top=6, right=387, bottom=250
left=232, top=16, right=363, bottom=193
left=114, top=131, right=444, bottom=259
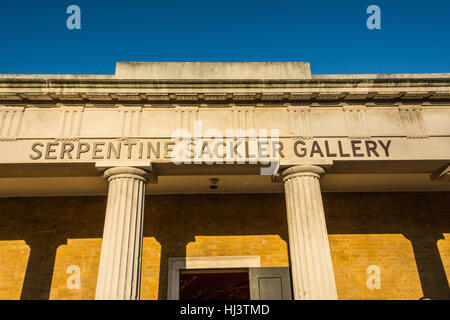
left=0, top=0, right=449, bottom=75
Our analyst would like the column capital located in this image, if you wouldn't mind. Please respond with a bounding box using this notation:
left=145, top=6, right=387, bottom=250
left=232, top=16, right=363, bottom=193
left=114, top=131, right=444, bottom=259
left=102, top=166, right=152, bottom=183
left=281, top=164, right=326, bottom=181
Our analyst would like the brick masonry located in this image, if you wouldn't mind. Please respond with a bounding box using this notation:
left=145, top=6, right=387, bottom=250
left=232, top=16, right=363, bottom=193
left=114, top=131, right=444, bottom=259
left=0, top=192, right=448, bottom=300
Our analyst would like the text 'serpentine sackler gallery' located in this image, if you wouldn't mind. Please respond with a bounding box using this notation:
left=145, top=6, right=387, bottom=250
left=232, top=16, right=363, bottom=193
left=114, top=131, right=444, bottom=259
left=0, top=62, right=449, bottom=300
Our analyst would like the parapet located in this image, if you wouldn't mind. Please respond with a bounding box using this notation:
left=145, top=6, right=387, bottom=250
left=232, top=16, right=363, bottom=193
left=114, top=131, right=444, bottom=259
left=114, top=61, right=312, bottom=80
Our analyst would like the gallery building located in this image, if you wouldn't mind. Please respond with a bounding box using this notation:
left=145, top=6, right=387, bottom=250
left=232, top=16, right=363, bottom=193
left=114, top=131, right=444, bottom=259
left=0, top=62, right=448, bottom=300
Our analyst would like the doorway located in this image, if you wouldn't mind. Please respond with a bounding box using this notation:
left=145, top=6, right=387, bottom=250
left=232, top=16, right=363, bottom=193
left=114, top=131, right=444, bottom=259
left=179, top=268, right=250, bottom=300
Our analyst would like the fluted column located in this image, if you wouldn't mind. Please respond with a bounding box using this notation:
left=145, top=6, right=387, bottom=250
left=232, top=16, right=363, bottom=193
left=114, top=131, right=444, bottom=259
left=282, top=165, right=338, bottom=300
left=95, top=166, right=151, bottom=300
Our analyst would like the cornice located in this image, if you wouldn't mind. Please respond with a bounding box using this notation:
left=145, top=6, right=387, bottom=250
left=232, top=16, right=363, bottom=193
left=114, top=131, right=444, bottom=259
left=0, top=74, right=449, bottom=104
left=0, top=92, right=449, bottom=106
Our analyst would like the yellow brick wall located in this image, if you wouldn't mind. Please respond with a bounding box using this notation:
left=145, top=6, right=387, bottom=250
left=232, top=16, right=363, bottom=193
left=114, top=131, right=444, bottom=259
left=141, top=194, right=290, bottom=300
left=0, top=192, right=448, bottom=300
left=324, top=192, right=450, bottom=300
left=0, top=240, right=29, bottom=300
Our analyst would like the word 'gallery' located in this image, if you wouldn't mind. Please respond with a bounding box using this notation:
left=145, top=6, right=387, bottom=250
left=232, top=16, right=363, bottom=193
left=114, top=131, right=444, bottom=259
left=0, top=62, right=449, bottom=300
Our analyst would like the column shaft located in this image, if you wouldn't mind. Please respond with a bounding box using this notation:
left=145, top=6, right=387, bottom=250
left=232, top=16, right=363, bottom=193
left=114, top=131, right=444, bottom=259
left=282, top=165, right=337, bottom=300
left=95, top=167, right=150, bottom=300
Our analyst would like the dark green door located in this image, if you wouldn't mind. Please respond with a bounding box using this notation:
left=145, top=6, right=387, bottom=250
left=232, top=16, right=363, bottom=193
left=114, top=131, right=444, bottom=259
left=249, top=267, right=292, bottom=300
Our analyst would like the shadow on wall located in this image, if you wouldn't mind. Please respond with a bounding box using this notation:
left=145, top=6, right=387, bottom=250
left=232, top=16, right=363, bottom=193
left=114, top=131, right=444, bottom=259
left=0, top=197, right=107, bottom=300
left=0, top=192, right=448, bottom=300
left=0, top=194, right=290, bottom=300
left=143, top=194, right=290, bottom=300
left=324, top=192, right=450, bottom=300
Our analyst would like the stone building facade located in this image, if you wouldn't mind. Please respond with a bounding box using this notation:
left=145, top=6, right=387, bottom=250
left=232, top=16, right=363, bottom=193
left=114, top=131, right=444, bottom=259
left=0, top=62, right=448, bottom=300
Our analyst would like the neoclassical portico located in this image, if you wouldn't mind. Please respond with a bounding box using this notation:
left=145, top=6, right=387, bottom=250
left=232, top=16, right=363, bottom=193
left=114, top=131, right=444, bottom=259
left=0, top=62, right=449, bottom=300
